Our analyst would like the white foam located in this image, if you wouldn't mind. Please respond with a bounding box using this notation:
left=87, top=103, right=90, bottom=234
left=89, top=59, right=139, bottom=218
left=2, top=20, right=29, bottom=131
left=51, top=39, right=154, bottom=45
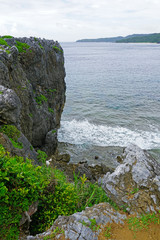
left=58, top=119, right=160, bottom=149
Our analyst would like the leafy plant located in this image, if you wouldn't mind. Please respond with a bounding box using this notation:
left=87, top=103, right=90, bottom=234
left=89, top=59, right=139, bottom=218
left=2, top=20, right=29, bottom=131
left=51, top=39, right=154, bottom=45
left=30, top=146, right=34, bottom=151
left=48, top=107, right=54, bottom=113
left=47, top=89, right=57, bottom=93
left=30, top=171, right=118, bottom=234
left=37, top=150, right=48, bottom=164
left=104, top=225, right=111, bottom=238
left=15, top=41, right=30, bottom=53
left=35, top=94, right=48, bottom=105
left=38, top=42, right=44, bottom=49
left=0, top=125, right=23, bottom=149
left=0, top=38, right=10, bottom=47
left=43, top=227, right=64, bottom=240
left=130, top=188, right=139, bottom=195
left=2, top=35, right=13, bottom=39
left=127, top=212, right=160, bottom=232
left=53, top=45, right=63, bottom=53
left=0, top=145, right=51, bottom=240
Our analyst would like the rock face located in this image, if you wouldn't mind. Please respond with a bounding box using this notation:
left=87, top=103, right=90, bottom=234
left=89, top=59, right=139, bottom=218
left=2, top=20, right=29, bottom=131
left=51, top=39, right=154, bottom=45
left=99, top=144, right=160, bottom=214
left=0, top=36, right=66, bottom=155
left=27, top=203, right=127, bottom=240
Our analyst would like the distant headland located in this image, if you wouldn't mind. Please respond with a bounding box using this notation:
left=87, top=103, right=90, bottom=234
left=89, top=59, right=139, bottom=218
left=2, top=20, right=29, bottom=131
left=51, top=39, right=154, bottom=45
left=77, top=33, right=160, bottom=43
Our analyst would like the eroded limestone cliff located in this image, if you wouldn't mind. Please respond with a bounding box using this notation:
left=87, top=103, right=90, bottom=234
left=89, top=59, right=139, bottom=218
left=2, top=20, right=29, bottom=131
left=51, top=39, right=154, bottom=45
left=0, top=36, right=66, bottom=157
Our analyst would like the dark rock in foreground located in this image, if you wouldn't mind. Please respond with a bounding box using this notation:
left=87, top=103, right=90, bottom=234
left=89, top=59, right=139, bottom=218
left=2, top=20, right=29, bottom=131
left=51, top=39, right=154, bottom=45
left=0, top=36, right=66, bottom=156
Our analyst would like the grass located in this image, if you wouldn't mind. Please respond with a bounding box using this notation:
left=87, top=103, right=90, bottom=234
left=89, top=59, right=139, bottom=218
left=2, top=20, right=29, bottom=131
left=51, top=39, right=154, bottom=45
left=38, top=42, right=44, bottom=49
left=53, top=45, right=63, bottom=53
left=81, top=218, right=100, bottom=232
left=35, top=94, right=48, bottom=105
left=127, top=212, right=160, bottom=232
left=15, top=41, right=30, bottom=53
left=48, top=108, right=54, bottom=113
left=0, top=125, right=23, bottom=149
left=98, top=211, right=160, bottom=240
left=0, top=38, right=10, bottom=47
left=2, top=35, right=13, bottom=39
left=43, top=227, right=64, bottom=240
left=30, top=170, right=118, bottom=234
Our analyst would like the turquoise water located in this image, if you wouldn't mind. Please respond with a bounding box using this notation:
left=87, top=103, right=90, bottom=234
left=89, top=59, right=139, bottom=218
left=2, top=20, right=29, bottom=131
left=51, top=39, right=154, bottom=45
left=58, top=42, right=160, bottom=166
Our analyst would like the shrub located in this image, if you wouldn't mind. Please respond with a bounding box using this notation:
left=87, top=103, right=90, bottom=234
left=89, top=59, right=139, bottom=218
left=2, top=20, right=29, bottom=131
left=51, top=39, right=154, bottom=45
left=0, top=38, right=10, bottom=47
left=30, top=171, right=118, bottom=234
left=0, top=125, right=23, bottom=149
left=2, top=35, right=13, bottom=39
left=15, top=41, right=30, bottom=53
left=48, top=107, right=54, bottom=113
left=0, top=145, right=51, bottom=239
left=52, top=45, right=63, bottom=53
left=37, top=150, right=48, bottom=164
left=35, top=94, right=48, bottom=105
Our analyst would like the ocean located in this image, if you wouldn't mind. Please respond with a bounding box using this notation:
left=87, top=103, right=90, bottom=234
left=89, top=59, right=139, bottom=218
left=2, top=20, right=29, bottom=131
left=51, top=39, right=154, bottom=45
left=58, top=42, right=160, bottom=168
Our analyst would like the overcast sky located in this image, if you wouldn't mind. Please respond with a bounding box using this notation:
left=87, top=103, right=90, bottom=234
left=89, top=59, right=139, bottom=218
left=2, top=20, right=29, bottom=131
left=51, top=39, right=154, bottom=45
left=0, top=0, right=160, bottom=42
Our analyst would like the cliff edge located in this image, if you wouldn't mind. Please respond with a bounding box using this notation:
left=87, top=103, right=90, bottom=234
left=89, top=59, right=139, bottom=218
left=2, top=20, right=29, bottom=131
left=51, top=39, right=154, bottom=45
left=0, top=36, right=66, bottom=157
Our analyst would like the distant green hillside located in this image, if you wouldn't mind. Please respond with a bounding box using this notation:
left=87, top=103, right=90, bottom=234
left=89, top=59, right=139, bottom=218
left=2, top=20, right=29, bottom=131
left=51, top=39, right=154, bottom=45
left=77, top=33, right=160, bottom=43
left=116, top=33, right=160, bottom=43
left=77, top=36, right=123, bottom=42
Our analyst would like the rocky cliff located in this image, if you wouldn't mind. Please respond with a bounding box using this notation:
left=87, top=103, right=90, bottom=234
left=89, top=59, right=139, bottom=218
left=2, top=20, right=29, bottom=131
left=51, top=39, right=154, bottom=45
left=0, top=36, right=66, bottom=157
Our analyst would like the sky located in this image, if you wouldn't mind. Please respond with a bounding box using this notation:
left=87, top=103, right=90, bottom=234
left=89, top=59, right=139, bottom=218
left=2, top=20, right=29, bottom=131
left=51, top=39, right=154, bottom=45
left=0, top=0, right=160, bottom=42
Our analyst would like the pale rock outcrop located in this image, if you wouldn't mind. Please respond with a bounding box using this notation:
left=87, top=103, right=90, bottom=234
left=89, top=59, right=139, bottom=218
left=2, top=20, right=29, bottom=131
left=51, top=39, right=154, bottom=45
left=99, top=144, right=160, bottom=214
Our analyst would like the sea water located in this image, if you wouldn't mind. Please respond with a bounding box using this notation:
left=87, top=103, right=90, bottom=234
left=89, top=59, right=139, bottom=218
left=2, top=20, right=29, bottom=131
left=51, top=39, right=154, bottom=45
left=58, top=42, right=160, bottom=167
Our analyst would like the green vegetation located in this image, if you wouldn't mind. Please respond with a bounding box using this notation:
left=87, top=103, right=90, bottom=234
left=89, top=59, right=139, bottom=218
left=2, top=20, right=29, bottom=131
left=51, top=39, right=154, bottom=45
left=38, top=42, right=44, bottom=49
left=35, top=94, right=48, bottom=105
left=130, top=188, right=139, bottom=195
left=43, top=227, right=64, bottom=240
left=47, top=88, right=57, bottom=93
left=2, top=35, right=13, bottom=39
left=0, top=38, right=10, bottom=47
left=29, top=113, right=33, bottom=118
left=0, top=125, right=23, bottom=149
left=127, top=212, right=160, bottom=232
left=0, top=127, right=118, bottom=239
left=0, top=91, right=3, bottom=94
left=53, top=45, right=63, bottom=53
left=30, top=145, right=34, bottom=151
left=81, top=218, right=100, bottom=232
left=37, top=150, right=48, bottom=164
left=52, top=130, right=56, bottom=134
left=117, top=33, right=160, bottom=43
left=0, top=145, right=51, bottom=240
left=48, top=107, right=54, bottom=113
left=15, top=41, right=30, bottom=53
left=34, top=37, right=38, bottom=41
left=30, top=172, right=118, bottom=234
left=104, top=225, right=111, bottom=238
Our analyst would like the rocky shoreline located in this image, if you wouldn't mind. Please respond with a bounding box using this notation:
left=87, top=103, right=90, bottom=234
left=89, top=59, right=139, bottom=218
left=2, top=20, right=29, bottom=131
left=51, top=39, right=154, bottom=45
left=0, top=36, right=160, bottom=240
